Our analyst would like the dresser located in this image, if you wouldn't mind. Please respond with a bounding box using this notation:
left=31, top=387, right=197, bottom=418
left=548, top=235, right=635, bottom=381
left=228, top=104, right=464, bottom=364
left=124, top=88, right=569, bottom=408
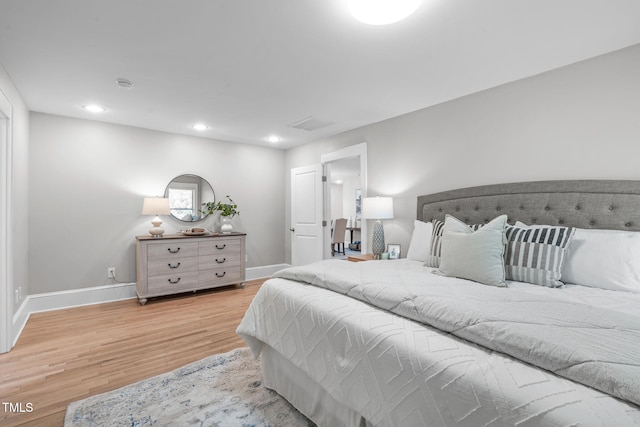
left=135, top=232, right=246, bottom=305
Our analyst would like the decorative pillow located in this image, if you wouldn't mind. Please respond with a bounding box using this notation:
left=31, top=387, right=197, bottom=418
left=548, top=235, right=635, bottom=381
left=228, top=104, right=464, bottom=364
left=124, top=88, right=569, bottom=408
left=562, top=228, right=640, bottom=293
left=406, top=220, right=433, bottom=262
left=424, top=218, right=481, bottom=268
left=504, top=223, right=575, bottom=287
left=437, top=214, right=508, bottom=287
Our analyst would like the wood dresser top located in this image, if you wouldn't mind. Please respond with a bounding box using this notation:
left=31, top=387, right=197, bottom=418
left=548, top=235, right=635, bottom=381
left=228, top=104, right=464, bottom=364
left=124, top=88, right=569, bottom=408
left=136, top=232, right=246, bottom=241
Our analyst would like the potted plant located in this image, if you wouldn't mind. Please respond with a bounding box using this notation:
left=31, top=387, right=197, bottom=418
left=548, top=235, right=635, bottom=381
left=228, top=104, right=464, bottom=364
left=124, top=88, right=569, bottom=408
left=201, top=196, right=240, bottom=233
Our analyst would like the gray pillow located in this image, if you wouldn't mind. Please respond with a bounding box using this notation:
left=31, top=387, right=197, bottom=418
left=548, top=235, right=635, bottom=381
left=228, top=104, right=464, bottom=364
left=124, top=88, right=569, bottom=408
left=437, top=214, right=508, bottom=287
left=505, top=223, right=575, bottom=288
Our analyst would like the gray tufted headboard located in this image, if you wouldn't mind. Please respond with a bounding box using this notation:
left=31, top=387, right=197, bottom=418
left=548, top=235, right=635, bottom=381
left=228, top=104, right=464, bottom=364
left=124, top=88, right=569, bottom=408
left=417, top=180, right=640, bottom=231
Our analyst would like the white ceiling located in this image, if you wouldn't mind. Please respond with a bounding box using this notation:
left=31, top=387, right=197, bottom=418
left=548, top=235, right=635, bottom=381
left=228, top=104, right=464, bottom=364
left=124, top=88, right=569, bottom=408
left=1, top=0, right=639, bottom=149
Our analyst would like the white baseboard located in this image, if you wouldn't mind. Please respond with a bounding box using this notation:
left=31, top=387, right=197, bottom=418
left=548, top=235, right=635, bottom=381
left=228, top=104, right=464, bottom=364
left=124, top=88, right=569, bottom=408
left=12, top=298, right=30, bottom=348
left=28, top=282, right=139, bottom=314
left=245, top=263, right=289, bottom=280
left=10, top=264, right=290, bottom=348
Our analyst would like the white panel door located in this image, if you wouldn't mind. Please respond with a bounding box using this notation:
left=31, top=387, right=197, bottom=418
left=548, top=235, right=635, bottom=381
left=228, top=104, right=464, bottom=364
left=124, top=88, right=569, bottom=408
left=291, top=164, right=323, bottom=266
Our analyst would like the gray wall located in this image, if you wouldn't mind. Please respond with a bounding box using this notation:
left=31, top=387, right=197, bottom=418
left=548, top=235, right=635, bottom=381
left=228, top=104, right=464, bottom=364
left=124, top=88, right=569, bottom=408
left=29, top=113, right=285, bottom=294
left=0, top=64, right=30, bottom=312
left=285, top=44, right=640, bottom=262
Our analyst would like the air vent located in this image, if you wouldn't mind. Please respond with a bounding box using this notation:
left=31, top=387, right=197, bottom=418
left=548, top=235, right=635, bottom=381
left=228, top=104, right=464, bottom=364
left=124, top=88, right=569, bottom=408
left=116, top=77, right=134, bottom=89
left=289, top=116, right=334, bottom=131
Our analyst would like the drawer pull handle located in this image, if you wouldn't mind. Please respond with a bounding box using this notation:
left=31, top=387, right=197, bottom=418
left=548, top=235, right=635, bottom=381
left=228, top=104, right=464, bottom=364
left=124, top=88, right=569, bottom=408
left=215, top=258, right=226, bottom=264
left=215, top=244, right=226, bottom=250
left=168, top=262, right=181, bottom=269
left=167, top=247, right=181, bottom=254
left=215, top=272, right=226, bottom=278
left=168, top=277, right=181, bottom=284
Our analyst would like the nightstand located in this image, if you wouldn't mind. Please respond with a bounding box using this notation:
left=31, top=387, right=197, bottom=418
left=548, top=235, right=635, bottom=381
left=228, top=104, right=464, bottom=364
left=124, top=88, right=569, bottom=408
left=347, top=253, right=375, bottom=262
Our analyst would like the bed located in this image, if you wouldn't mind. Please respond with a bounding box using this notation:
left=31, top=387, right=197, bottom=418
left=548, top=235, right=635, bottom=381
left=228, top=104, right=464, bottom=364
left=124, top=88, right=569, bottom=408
left=237, top=180, right=640, bottom=426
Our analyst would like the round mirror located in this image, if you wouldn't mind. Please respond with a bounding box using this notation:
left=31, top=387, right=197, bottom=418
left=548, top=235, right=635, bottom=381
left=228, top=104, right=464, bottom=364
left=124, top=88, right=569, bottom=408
left=164, top=174, right=215, bottom=222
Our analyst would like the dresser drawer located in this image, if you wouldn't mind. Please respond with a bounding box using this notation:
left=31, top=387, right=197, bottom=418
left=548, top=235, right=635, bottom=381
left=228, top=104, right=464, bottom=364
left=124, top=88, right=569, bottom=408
left=199, top=253, right=241, bottom=270
left=147, top=242, right=198, bottom=260
left=147, top=271, right=199, bottom=294
left=199, top=238, right=241, bottom=256
left=147, top=257, right=199, bottom=277
left=198, top=266, right=243, bottom=288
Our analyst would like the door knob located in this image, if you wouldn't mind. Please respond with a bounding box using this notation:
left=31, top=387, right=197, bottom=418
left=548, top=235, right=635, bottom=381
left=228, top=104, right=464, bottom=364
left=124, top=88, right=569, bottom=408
left=290, top=228, right=295, bottom=232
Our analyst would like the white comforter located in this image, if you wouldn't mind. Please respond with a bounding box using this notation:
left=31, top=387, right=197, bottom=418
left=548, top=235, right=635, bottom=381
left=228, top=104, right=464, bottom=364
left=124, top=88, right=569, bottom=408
left=237, top=260, right=640, bottom=426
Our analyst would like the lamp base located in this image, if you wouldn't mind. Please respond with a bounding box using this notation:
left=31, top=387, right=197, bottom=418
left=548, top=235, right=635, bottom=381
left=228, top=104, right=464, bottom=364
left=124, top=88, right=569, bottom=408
left=149, top=216, right=165, bottom=238
left=372, top=220, right=385, bottom=257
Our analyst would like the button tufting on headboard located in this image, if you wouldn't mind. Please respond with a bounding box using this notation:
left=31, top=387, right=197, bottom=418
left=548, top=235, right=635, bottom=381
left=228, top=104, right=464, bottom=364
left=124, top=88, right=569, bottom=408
left=417, top=180, right=640, bottom=231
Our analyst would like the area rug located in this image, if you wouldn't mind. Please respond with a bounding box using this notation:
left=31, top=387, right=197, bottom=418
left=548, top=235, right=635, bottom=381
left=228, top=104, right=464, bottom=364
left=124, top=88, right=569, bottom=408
left=64, top=347, right=314, bottom=426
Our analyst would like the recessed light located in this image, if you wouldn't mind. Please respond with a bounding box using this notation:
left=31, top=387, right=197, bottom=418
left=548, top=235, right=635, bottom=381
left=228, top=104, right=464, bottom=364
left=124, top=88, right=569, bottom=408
left=192, top=123, right=209, bottom=131
left=83, top=104, right=106, bottom=113
left=266, top=136, right=281, bottom=143
left=348, top=0, right=421, bottom=25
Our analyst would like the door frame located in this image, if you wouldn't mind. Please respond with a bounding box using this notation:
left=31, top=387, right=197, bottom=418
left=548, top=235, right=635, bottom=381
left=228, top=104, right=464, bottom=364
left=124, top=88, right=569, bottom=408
left=321, top=142, right=367, bottom=259
left=0, top=88, right=13, bottom=353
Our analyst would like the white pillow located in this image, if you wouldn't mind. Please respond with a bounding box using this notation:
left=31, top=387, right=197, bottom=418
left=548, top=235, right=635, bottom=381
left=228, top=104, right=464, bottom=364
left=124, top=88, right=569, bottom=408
left=406, top=220, right=433, bottom=262
left=437, top=214, right=507, bottom=287
left=562, top=228, right=640, bottom=293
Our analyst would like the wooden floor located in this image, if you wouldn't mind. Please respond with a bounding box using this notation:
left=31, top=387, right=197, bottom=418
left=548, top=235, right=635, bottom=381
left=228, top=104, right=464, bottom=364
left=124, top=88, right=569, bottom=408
left=0, top=279, right=264, bottom=427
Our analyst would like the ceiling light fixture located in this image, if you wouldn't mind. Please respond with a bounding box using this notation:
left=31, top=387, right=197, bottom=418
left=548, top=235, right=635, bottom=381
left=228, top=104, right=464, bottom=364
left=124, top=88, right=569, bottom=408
left=83, top=104, right=106, bottom=113
left=348, top=0, right=421, bottom=25
left=192, top=123, right=208, bottom=131
left=266, top=136, right=281, bottom=143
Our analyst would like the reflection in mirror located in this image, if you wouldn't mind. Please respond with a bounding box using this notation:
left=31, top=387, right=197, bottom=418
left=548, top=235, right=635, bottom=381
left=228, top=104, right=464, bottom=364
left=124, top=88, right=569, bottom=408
left=164, top=174, right=215, bottom=222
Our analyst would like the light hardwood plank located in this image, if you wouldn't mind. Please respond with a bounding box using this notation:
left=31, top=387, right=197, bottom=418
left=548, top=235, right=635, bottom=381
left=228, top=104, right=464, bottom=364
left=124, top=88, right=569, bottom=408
left=0, top=279, right=264, bottom=427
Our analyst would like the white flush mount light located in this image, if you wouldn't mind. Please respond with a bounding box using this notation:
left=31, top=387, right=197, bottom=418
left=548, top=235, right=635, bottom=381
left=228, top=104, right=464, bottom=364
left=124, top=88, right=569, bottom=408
left=266, top=136, right=281, bottom=143
left=83, top=104, right=106, bottom=113
left=192, top=123, right=209, bottom=131
left=348, top=0, right=422, bottom=25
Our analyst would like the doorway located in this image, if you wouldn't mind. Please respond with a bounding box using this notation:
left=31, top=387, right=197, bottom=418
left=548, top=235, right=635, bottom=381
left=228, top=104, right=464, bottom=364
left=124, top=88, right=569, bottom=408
left=325, top=158, right=361, bottom=259
left=321, top=143, right=367, bottom=260
left=289, top=143, right=367, bottom=266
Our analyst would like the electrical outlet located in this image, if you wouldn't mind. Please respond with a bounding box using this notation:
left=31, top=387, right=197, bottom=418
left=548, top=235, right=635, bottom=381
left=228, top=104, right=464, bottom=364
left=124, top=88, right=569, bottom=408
left=107, top=268, right=116, bottom=279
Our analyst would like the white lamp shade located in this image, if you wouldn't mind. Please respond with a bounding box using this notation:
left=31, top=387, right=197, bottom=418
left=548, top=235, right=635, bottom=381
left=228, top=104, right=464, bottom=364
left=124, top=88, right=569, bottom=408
left=142, top=197, right=170, bottom=215
left=362, top=196, right=394, bottom=219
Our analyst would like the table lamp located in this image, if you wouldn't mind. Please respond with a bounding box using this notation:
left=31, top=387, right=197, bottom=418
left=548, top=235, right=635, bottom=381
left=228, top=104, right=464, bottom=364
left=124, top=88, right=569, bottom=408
left=142, top=197, right=171, bottom=238
left=362, top=196, right=394, bottom=259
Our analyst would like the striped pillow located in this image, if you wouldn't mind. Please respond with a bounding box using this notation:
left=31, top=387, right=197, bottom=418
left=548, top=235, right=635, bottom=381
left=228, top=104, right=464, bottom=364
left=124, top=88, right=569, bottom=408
left=504, top=225, right=575, bottom=287
left=424, top=218, right=482, bottom=268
